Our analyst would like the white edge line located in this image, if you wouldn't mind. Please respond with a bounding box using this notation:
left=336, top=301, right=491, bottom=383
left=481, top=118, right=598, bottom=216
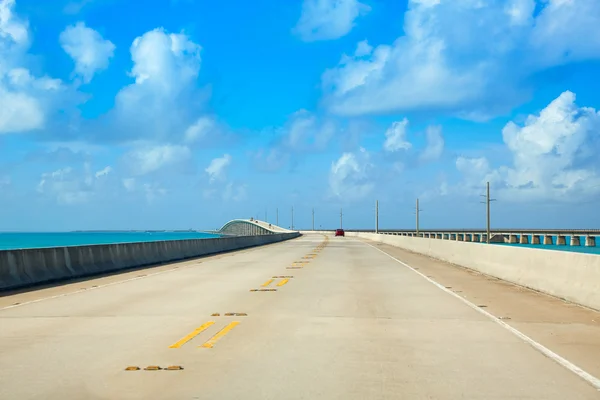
left=364, top=241, right=600, bottom=391
left=0, top=265, right=184, bottom=311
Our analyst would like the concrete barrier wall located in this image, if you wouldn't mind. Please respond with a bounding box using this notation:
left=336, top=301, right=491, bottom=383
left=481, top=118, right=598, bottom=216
left=348, top=232, right=600, bottom=311
left=0, top=233, right=300, bottom=291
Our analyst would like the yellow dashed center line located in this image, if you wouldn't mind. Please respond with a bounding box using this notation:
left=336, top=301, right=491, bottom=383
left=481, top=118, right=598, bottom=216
left=169, top=321, right=215, bottom=348
left=262, top=279, right=274, bottom=287
left=277, top=278, right=289, bottom=287
left=200, top=322, right=240, bottom=348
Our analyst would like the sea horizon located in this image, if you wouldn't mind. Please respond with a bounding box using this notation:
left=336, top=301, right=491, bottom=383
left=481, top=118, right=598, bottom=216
left=0, top=231, right=223, bottom=251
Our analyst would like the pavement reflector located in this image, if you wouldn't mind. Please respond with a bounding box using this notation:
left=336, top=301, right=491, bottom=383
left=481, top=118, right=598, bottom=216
left=144, top=366, right=162, bottom=371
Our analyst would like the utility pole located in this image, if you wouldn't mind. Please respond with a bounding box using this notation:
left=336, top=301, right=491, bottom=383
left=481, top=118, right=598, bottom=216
left=291, top=206, right=294, bottom=230
left=376, top=200, right=379, bottom=233
left=340, top=208, right=343, bottom=229
left=312, top=208, right=315, bottom=231
left=276, top=208, right=279, bottom=226
left=265, top=209, right=267, bottom=223
left=480, top=181, right=496, bottom=244
left=416, top=198, right=423, bottom=236
left=486, top=183, right=490, bottom=243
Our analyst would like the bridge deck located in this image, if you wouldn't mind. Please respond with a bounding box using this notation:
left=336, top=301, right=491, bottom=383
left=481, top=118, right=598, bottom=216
left=1, top=234, right=599, bottom=399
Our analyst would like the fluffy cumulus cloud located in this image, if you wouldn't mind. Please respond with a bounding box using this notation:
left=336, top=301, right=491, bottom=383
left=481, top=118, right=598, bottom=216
left=322, top=0, right=600, bottom=117
left=455, top=91, right=600, bottom=202
left=0, top=0, right=77, bottom=134
left=184, top=116, right=217, bottom=144
left=110, top=28, right=205, bottom=142
left=124, top=144, right=192, bottom=176
left=382, top=119, right=444, bottom=161
left=383, top=119, right=411, bottom=152
left=60, top=22, right=115, bottom=83
left=329, top=147, right=374, bottom=201
left=293, top=0, right=371, bottom=41
left=205, top=154, right=231, bottom=183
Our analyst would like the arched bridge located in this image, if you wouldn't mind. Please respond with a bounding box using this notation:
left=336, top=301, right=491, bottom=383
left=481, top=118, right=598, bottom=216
left=217, top=219, right=296, bottom=236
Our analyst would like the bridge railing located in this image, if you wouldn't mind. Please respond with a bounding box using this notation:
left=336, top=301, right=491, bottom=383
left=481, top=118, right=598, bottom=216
left=341, top=229, right=598, bottom=247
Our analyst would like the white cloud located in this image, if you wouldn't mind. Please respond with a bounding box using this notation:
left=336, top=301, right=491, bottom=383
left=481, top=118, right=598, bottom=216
left=456, top=91, right=600, bottom=202
left=63, top=0, right=94, bottom=14
left=142, top=182, right=167, bottom=203
left=111, top=28, right=204, bottom=141
left=125, top=144, right=191, bottom=176
left=252, top=148, right=291, bottom=172
left=329, top=148, right=374, bottom=201
left=36, top=166, right=95, bottom=205
left=253, top=110, right=336, bottom=172
left=282, top=109, right=335, bottom=151
left=293, top=0, right=371, bottom=41
left=184, top=116, right=216, bottom=144
left=354, top=40, right=372, bottom=57
left=205, top=154, right=231, bottom=183
left=94, top=166, right=111, bottom=178
left=383, top=119, right=411, bottom=152
left=322, top=0, right=600, bottom=118
left=0, top=0, right=78, bottom=134
left=60, top=22, right=115, bottom=83
left=0, top=0, right=27, bottom=47
left=420, top=125, right=444, bottom=161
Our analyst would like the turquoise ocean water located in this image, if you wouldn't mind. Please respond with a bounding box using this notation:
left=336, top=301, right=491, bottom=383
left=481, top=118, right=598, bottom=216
left=493, top=235, right=600, bottom=255
left=0, top=231, right=222, bottom=251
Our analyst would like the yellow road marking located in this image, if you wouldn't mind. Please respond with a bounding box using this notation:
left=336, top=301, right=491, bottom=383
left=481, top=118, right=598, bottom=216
left=262, top=279, right=274, bottom=287
left=169, top=321, right=215, bottom=348
left=277, top=278, right=289, bottom=287
left=200, top=322, right=240, bottom=348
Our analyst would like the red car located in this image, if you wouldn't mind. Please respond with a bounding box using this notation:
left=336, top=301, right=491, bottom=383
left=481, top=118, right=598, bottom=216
left=335, top=229, right=345, bottom=237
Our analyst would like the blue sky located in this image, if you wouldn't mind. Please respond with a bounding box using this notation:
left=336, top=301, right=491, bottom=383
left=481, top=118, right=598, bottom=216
left=1, top=0, right=600, bottom=231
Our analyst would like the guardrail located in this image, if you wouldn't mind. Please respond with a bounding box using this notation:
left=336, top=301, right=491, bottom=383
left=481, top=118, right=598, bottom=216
left=305, top=229, right=599, bottom=247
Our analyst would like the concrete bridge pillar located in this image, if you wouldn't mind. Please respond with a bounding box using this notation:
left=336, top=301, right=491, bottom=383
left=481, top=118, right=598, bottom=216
left=479, top=234, right=486, bottom=243
left=508, top=235, right=518, bottom=244
left=531, top=235, right=540, bottom=244
left=570, top=235, right=581, bottom=246
left=585, top=236, right=596, bottom=247
left=519, top=235, right=529, bottom=244
left=543, top=235, right=553, bottom=245
left=556, top=235, right=566, bottom=246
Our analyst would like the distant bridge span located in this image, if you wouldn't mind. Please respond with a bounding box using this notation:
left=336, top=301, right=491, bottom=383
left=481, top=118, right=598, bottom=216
left=217, top=219, right=296, bottom=236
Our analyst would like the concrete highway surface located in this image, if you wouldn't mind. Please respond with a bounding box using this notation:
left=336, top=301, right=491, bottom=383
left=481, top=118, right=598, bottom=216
left=1, top=233, right=600, bottom=399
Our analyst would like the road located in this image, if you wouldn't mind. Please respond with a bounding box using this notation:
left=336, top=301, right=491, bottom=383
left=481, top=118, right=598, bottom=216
left=1, top=233, right=599, bottom=399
